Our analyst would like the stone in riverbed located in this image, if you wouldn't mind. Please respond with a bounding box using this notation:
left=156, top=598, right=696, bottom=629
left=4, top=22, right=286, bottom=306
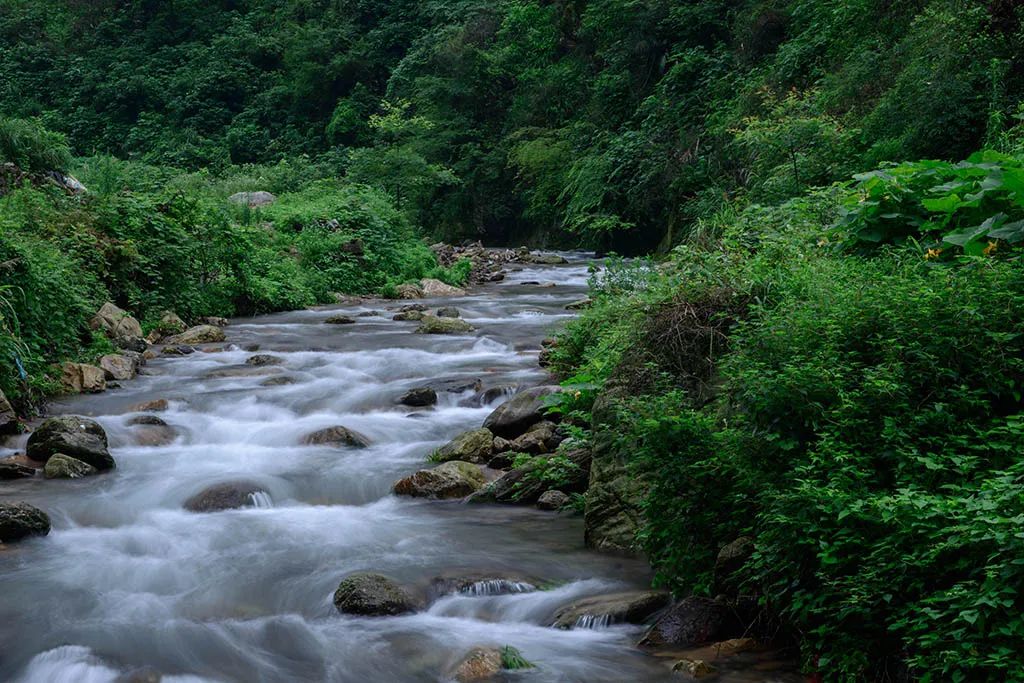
left=482, top=386, right=561, bottom=438
left=26, top=416, right=114, bottom=470
left=398, top=387, right=437, bottom=407
left=164, top=325, right=226, bottom=345
left=0, top=461, right=36, bottom=479
left=451, top=647, right=502, bottom=683
left=184, top=481, right=269, bottom=512
left=432, top=428, right=493, bottom=464
left=246, top=354, right=284, bottom=367
left=60, top=362, right=106, bottom=393
left=638, top=596, right=742, bottom=648
left=414, top=316, right=474, bottom=334
left=130, top=399, right=169, bottom=412
left=536, top=490, right=570, bottom=511
left=301, top=426, right=371, bottom=448
left=436, top=306, right=460, bottom=318
left=551, top=590, right=670, bottom=629
left=393, top=461, right=486, bottom=499
left=420, top=278, right=466, bottom=297
left=523, top=252, right=568, bottom=265
left=162, top=345, right=195, bottom=356
left=0, top=502, right=50, bottom=543
left=470, top=448, right=590, bottom=505
left=43, top=453, right=98, bottom=479
left=325, top=314, right=356, bottom=325
left=99, top=353, right=139, bottom=381
left=425, top=377, right=483, bottom=394
left=392, top=310, right=425, bottom=322
left=509, top=420, right=562, bottom=454
left=159, top=311, right=187, bottom=335
left=333, top=572, right=417, bottom=616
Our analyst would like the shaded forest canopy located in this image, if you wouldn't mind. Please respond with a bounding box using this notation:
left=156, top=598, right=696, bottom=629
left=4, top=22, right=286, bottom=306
left=3, top=0, right=1023, bottom=248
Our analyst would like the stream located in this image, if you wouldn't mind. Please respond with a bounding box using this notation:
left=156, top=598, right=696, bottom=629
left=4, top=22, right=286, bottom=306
left=0, top=255, right=796, bottom=682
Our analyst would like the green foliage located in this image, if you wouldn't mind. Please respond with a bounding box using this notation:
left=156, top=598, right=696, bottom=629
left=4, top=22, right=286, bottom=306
left=834, top=151, right=1024, bottom=255
left=511, top=451, right=581, bottom=493
left=0, top=117, right=72, bottom=172
left=500, top=645, right=534, bottom=670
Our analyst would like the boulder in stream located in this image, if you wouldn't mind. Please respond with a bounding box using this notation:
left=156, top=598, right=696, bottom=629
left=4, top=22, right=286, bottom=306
left=0, top=461, right=36, bottom=479
left=551, top=590, right=670, bottom=629
left=509, top=420, right=562, bottom=454
left=325, top=315, right=356, bottom=325
left=436, top=306, right=460, bottom=318
left=100, top=353, right=139, bottom=381
left=414, top=316, right=474, bottom=334
left=301, top=426, right=371, bottom=448
left=43, top=453, right=98, bottom=479
left=393, top=461, right=486, bottom=499
left=0, top=502, right=51, bottom=543
left=246, top=354, right=284, bottom=367
left=482, top=386, right=560, bottom=438
left=164, top=325, right=226, bottom=345
left=183, top=481, right=269, bottom=512
left=536, top=490, right=570, bottom=511
left=60, top=362, right=107, bottom=394
left=333, top=572, right=417, bottom=616
left=395, top=284, right=423, bottom=299
left=26, top=416, right=114, bottom=470
left=450, top=647, right=502, bottom=683
left=398, top=387, right=437, bottom=407
left=638, top=596, right=742, bottom=649
left=392, top=310, right=425, bottom=322
left=431, top=428, right=493, bottom=464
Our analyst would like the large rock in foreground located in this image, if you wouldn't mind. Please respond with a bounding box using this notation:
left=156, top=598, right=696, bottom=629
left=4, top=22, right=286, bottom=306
left=333, top=572, right=417, bottom=616
left=184, top=481, right=268, bottom=512
left=0, top=502, right=51, bottom=543
left=551, top=590, right=670, bottom=629
left=26, top=416, right=114, bottom=470
left=43, top=453, right=98, bottom=479
left=165, top=325, right=226, bottom=345
left=301, top=426, right=371, bottom=448
left=432, top=428, right=494, bottom=464
left=638, top=597, right=742, bottom=648
left=482, top=386, right=560, bottom=438
left=393, top=461, right=486, bottom=499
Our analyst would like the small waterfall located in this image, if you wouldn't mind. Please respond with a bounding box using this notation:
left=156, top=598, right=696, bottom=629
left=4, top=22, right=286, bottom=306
left=574, top=614, right=613, bottom=629
left=248, top=491, right=274, bottom=508
left=459, top=579, right=536, bottom=597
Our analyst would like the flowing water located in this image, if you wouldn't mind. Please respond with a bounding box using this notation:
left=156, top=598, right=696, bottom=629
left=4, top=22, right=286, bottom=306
left=0, top=255, right=799, bottom=682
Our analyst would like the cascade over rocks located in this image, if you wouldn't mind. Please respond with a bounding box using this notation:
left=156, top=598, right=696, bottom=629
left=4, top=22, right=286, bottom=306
left=393, top=461, right=486, bottom=499
left=551, top=590, right=670, bottom=629
left=482, top=386, right=561, bottom=438
left=183, top=481, right=269, bottom=512
left=301, top=426, right=371, bottom=448
left=0, top=502, right=51, bottom=543
left=333, top=572, right=417, bottom=616
left=26, top=416, right=115, bottom=470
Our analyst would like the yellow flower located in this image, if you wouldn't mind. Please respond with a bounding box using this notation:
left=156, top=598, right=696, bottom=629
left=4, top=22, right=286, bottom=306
left=573, top=391, right=582, bottom=399
left=983, top=241, right=998, bottom=256
left=924, top=248, right=942, bottom=260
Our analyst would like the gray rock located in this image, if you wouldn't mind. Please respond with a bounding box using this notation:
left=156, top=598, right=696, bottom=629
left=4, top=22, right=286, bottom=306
left=99, top=353, right=139, bottom=381
left=432, top=428, right=494, bottom=464
left=399, top=303, right=428, bottom=312
left=159, top=311, right=187, bottom=334
left=164, top=325, right=226, bottom=345
left=0, top=389, right=20, bottom=435
left=0, top=502, right=50, bottom=542
left=414, top=316, right=475, bottom=334
left=425, top=377, right=483, bottom=394
left=436, top=307, right=461, bottom=318
left=301, top=426, right=371, bottom=448
left=43, top=453, right=98, bottom=479
left=262, top=376, right=298, bottom=387
left=246, top=354, right=284, bottom=367
left=399, top=387, right=437, bottom=407
left=552, top=590, right=670, bottom=629
left=392, top=310, right=425, bottom=322
left=395, top=283, right=423, bottom=299
left=524, top=252, right=568, bottom=265
left=90, top=302, right=143, bottom=342
left=26, top=416, right=114, bottom=470
left=184, top=481, right=268, bottom=512
left=393, top=461, right=486, bottom=499
left=536, top=490, right=570, bottom=511
left=482, top=386, right=560, bottom=438
left=509, top=420, right=562, bottom=454
left=333, top=572, right=417, bottom=616
left=0, top=461, right=35, bottom=479
left=638, top=597, right=742, bottom=648
left=162, top=345, right=195, bottom=356
left=325, top=315, right=356, bottom=325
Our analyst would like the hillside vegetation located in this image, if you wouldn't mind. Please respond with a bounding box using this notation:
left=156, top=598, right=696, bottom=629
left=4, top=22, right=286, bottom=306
left=2, top=1, right=1024, bottom=679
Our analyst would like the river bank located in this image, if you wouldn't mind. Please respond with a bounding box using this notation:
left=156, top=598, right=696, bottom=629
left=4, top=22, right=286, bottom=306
left=0, top=255, right=800, bottom=682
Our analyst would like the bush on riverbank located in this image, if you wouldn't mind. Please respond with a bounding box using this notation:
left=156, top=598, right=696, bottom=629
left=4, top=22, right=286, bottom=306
left=552, top=161, right=1024, bottom=681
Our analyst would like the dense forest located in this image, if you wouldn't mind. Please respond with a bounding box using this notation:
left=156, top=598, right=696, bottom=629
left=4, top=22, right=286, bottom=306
left=2, top=0, right=1024, bottom=680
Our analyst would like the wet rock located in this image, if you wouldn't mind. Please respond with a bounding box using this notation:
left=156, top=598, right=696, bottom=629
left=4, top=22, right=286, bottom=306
left=399, top=303, right=428, bottom=312
left=432, top=428, right=494, bottom=464
left=486, top=453, right=514, bottom=470
left=184, top=481, right=268, bottom=512
left=425, top=377, right=483, bottom=394
left=91, top=302, right=143, bottom=342
left=301, top=426, right=371, bottom=448
left=451, top=647, right=502, bottom=683
left=246, top=354, right=284, bottom=367
left=429, top=572, right=538, bottom=600
left=61, top=362, right=107, bottom=393
left=199, top=316, right=230, bottom=327
left=127, top=415, right=167, bottom=427
left=398, top=387, right=437, bottom=407
left=509, top=420, right=562, bottom=454
left=524, top=252, right=568, bottom=265
left=714, top=537, right=755, bottom=594
left=420, top=278, right=466, bottom=297
left=396, top=284, right=423, bottom=299
left=262, top=376, right=298, bottom=387
left=393, top=461, right=486, bottom=499
left=491, top=436, right=514, bottom=453
left=130, top=399, right=169, bottom=412
left=482, top=386, right=560, bottom=438
left=672, top=659, right=716, bottom=679
left=0, top=461, right=35, bottom=479
left=436, top=306, right=461, bottom=318
left=392, top=310, right=425, bottom=322
left=471, top=448, right=590, bottom=505
left=325, top=314, right=356, bottom=325
left=0, top=389, right=21, bottom=435
left=164, top=325, right=226, bottom=345
left=228, top=190, right=276, bottom=207
left=130, top=421, right=178, bottom=446
left=552, top=590, right=670, bottom=629
left=537, top=490, right=570, bottom=511
left=465, top=385, right=517, bottom=408
left=26, top=416, right=115, bottom=470
left=99, top=353, right=139, bottom=381
left=357, top=310, right=381, bottom=317
left=43, top=453, right=98, bottom=479
left=159, top=311, right=187, bottom=335
left=639, top=597, right=742, bottom=648
left=333, top=572, right=417, bottom=616
left=162, top=345, right=195, bottom=356
left=414, top=316, right=475, bottom=334
left=0, top=502, right=51, bottom=543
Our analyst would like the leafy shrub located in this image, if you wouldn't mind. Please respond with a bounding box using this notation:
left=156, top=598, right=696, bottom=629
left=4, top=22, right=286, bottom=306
left=0, top=117, right=72, bottom=172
